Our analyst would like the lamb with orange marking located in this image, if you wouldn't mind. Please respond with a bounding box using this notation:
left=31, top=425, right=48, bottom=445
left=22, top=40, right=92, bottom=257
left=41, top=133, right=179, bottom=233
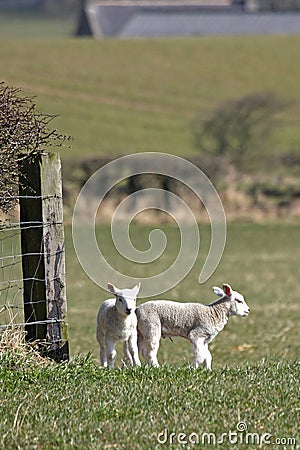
left=136, top=284, right=250, bottom=370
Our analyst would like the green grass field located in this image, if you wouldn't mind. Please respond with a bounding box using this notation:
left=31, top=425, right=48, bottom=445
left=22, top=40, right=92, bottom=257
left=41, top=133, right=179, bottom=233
left=1, top=29, right=300, bottom=449
left=1, top=223, right=300, bottom=449
left=0, top=355, right=299, bottom=449
left=0, top=9, right=76, bottom=39
left=0, top=36, right=300, bottom=160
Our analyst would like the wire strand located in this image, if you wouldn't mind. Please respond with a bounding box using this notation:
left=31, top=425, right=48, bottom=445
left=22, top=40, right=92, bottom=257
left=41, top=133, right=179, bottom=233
left=0, top=193, right=66, bottom=336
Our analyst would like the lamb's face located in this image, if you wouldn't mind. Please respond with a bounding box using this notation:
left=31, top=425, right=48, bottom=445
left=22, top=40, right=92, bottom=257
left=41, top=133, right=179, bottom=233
left=216, top=283, right=250, bottom=317
left=107, top=282, right=141, bottom=317
left=229, top=290, right=250, bottom=317
left=115, top=293, right=137, bottom=317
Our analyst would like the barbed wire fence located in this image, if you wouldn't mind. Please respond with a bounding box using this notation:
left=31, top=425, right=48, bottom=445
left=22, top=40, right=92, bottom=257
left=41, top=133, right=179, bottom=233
left=0, top=153, right=69, bottom=361
left=0, top=220, right=23, bottom=326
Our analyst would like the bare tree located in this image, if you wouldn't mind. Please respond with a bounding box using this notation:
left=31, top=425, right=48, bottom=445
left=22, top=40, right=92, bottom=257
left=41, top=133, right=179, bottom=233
left=192, top=92, right=292, bottom=170
left=0, top=82, right=71, bottom=213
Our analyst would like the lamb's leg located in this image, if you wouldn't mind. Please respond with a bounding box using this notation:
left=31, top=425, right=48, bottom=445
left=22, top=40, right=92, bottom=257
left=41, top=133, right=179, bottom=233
left=137, top=331, right=146, bottom=361
left=106, top=338, right=117, bottom=368
left=99, top=343, right=108, bottom=367
left=137, top=321, right=161, bottom=367
left=190, top=339, right=212, bottom=370
left=143, top=338, right=160, bottom=367
left=123, top=341, right=134, bottom=367
left=203, top=345, right=212, bottom=370
left=138, top=332, right=155, bottom=365
left=128, top=332, right=141, bottom=367
left=97, top=328, right=108, bottom=367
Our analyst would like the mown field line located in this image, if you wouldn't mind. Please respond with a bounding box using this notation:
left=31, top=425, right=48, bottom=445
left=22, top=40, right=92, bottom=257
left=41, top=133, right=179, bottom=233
left=18, top=82, right=187, bottom=116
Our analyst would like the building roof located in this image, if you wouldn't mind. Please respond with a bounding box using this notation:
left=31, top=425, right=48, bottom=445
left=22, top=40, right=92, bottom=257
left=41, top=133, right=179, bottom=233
left=86, top=1, right=300, bottom=38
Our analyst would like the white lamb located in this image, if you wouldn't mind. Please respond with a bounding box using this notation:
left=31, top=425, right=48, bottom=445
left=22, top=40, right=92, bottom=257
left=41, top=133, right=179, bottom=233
left=96, top=282, right=141, bottom=368
left=136, top=283, right=250, bottom=370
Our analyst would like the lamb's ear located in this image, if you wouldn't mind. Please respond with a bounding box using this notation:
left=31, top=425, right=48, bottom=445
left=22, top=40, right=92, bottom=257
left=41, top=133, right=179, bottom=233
left=107, top=283, right=119, bottom=295
left=213, top=286, right=224, bottom=297
left=223, top=284, right=233, bottom=297
left=131, top=282, right=141, bottom=297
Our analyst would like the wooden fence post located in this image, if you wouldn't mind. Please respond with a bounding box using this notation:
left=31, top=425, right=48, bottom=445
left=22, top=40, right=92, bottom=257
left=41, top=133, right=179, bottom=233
left=19, top=153, right=69, bottom=361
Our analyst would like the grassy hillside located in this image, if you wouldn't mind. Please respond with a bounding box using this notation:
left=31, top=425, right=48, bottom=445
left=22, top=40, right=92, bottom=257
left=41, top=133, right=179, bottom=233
left=0, top=352, right=299, bottom=449
left=0, top=36, right=299, bottom=160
